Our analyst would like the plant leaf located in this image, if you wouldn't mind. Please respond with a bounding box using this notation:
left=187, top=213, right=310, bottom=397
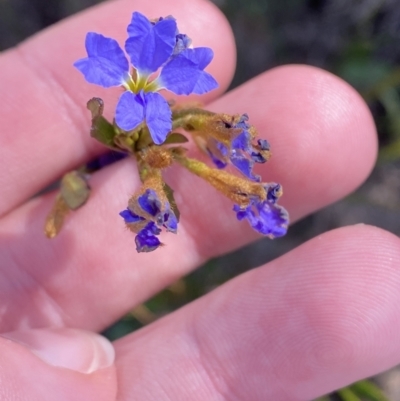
left=337, top=387, right=362, bottom=401
left=164, top=132, right=189, bottom=144
left=350, top=380, right=390, bottom=401
left=87, top=97, right=120, bottom=150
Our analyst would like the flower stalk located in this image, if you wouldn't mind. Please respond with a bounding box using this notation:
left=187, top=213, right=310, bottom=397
left=172, top=151, right=265, bottom=207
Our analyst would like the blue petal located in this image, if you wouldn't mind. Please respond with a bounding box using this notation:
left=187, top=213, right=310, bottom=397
left=230, top=152, right=260, bottom=182
left=125, top=12, right=176, bottom=74
left=233, top=198, right=289, bottom=238
left=257, top=202, right=289, bottom=237
left=185, top=48, right=218, bottom=94
left=233, top=204, right=248, bottom=221
left=74, top=32, right=129, bottom=87
left=157, top=55, right=197, bottom=94
left=192, top=71, right=218, bottom=95
left=157, top=48, right=218, bottom=95
left=265, top=183, right=282, bottom=203
left=173, top=33, right=192, bottom=55
left=188, top=47, right=214, bottom=69
left=163, top=209, right=178, bottom=233
left=229, top=115, right=270, bottom=175
left=231, top=130, right=250, bottom=151
left=119, top=209, right=144, bottom=224
left=135, top=222, right=162, bottom=252
left=207, top=148, right=227, bottom=169
left=138, top=189, right=162, bottom=217
left=143, top=92, right=172, bottom=144
left=206, top=139, right=229, bottom=169
left=216, top=141, right=229, bottom=157
left=115, top=91, right=145, bottom=131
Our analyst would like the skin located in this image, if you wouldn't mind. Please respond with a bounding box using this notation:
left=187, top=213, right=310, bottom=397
left=0, top=0, right=399, bottom=400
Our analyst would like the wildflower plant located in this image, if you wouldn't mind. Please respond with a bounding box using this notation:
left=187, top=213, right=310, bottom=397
left=44, top=11, right=289, bottom=253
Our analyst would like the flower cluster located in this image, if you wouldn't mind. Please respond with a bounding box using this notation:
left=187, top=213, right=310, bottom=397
left=120, top=189, right=177, bottom=252
left=45, top=11, right=289, bottom=253
left=234, top=183, right=288, bottom=238
left=206, top=113, right=271, bottom=181
left=74, top=12, right=217, bottom=145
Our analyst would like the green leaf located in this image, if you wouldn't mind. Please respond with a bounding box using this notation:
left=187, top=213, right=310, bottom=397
left=337, top=387, right=362, bottom=401
left=87, top=97, right=120, bottom=151
left=350, top=379, right=390, bottom=401
left=163, top=132, right=189, bottom=144
left=164, top=183, right=180, bottom=221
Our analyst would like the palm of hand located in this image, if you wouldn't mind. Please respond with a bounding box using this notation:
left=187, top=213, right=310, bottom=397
left=0, top=1, right=399, bottom=400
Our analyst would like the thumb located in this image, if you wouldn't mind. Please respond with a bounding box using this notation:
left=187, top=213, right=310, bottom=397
left=0, top=328, right=116, bottom=401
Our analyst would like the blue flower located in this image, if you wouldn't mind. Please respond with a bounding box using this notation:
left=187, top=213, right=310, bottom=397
left=135, top=222, right=162, bottom=252
left=207, top=114, right=270, bottom=181
left=234, top=183, right=289, bottom=237
left=74, top=12, right=218, bottom=145
left=119, top=188, right=178, bottom=252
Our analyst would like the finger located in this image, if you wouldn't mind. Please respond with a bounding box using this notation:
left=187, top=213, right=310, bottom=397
left=0, top=0, right=236, bottom=217
left=113, top=225, right=400, bottom=401
left=0, top=328, right=116, bottom=401
left=0, top=66, right=377, bottom=332
left=208, top=64, right=377, bottom=220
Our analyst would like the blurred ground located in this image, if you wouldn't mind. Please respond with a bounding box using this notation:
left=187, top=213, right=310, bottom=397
left=1, top=0, right=400, bottom=399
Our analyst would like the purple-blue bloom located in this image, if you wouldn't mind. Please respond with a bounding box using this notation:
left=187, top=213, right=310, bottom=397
left=125, top=13, right=176, bottom=75
left=156, top=47, right=217, bottom=95
left=74, top=11, right=218, bottom=145
left=207, top=114, right=270, bottom=181
left=119, top=208, right=145, bottom=224
left=234, top=184, right=289, bottom=237
left=119, top=189, right=178, bottom=252
left=135, top=222, right=162, bottom=253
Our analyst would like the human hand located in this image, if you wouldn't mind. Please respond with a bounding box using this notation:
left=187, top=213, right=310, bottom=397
left=0, top=0, right=399, bottom=400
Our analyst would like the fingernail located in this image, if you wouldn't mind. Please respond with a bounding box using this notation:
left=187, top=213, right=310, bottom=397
left=1, top=328, right=115, bottom=374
